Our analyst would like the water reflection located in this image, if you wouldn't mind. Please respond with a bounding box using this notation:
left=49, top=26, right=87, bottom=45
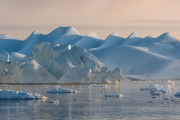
left=0, top=81, right=179, bottom=119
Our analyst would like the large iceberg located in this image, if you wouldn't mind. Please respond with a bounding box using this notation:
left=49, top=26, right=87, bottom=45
left=32, top=42, right=103, bottom=79
left=0, top=41, right=123, bottom=83
left=2, top=26, right=180, bottom=81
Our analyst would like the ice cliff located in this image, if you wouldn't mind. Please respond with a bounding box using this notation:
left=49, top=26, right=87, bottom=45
left=0, top=60, right=57, bottom=83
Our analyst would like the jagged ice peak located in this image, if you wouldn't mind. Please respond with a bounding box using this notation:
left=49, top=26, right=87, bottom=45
left=127, top=32, right=140, bottom=39
left=86, top=32, right=100, bottom=39
left=110, top=32, right=120, bottom=37
left=158, top=32, right=175, bottom=39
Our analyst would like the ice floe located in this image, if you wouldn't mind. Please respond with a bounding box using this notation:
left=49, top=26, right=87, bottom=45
left=47, top=86, right=79, bottom=93
left=49, top=99, right=59, bottom=104
left=0, top=89, right=47, bottom=100
left=151, top=91, right=162, bottom=95
left=162, top=97, right=179, bottom=102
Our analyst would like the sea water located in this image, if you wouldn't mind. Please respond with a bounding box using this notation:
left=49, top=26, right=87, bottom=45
left=0, top=80, right=180, bottom=120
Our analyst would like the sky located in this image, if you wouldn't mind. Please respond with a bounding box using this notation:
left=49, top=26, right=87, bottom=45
left=0, top=0, right=180, bottom=39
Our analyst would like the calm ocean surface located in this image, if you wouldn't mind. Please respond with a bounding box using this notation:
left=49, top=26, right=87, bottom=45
left=0, top=80, right=180, bottom=120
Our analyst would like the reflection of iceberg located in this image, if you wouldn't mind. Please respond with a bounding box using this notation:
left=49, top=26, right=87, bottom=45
left=90, top=84, right=107, bottom=88
left=104, top=94, right=122, bottom=97
left=6, top=52, right=9, bottom=62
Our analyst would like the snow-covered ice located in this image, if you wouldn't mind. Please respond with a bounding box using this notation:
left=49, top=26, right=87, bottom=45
left=0, top=89, right=47, bottom=100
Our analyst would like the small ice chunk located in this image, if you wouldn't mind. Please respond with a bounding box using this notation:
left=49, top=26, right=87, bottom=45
left=147, top=100, right=153, bottom=103
left=146, top=84, right=170, bottom=94
left=49, top=99, right=59, bottom=104
left=151, top=91, right=162, bottom=95
left=140, top=88, right=147, bottom=91
left=158, top=89, right=169, bottom=93
left=162, top=97, right=170, bottom=100
left=174, top=92, right=180, bottom=96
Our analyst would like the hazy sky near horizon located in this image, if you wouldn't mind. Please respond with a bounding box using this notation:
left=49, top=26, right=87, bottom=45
left=1, top=0, right=180, bottom=39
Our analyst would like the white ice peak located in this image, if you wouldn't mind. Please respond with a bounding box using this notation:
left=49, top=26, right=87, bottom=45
left=158, top=32, right=175, bottom=39
left=110, top=32, right=120, bottom=37
left=127, top=32, right=140, bottom=39
left=32, top=31, right=41, bottom=35
left=86, top=32, right=100, bottom=39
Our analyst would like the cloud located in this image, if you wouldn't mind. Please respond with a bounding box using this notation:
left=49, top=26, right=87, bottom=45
left=1, top=0, right=180, bottom=39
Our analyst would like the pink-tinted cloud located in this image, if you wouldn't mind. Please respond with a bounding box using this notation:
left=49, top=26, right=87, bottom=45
left=0, top=0, right=180, bottom=39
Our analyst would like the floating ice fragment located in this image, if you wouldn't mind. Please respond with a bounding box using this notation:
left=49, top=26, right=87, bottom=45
left=140, top=88, right=147, bottom=91
left=49, top=99, right=59, bottom=104
left=144, top=84, right=171, bottom=94
left=174, top=92, right=180, bottom=96
left=146, top=100, right=153, bottom=103
left=152, top=96, right=156, bottom=98
left=162, top=97, right=170, bottom=100
left=151, top=91, right=162, bottom=95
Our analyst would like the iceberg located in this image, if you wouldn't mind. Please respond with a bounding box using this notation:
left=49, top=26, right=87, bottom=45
left=141, top=84, right=170, bottom=96
left=1, top=26, right=180, bottom=81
